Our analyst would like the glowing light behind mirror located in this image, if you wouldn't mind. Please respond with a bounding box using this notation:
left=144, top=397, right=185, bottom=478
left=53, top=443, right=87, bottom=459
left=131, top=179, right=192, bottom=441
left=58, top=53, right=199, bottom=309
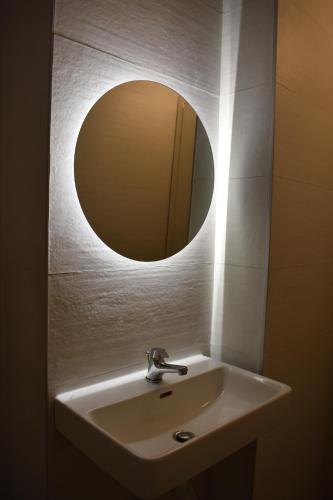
left=50, top=38, right=223, bottom=377
left=74, top=81, right=214, bottom=262
left=51, top=75, right=155, bottom=271
left=49, top=34, right=228, bottom=402
left=50, top=36, right=232, bottom=364
left=50, top=62, right=218, bottom=276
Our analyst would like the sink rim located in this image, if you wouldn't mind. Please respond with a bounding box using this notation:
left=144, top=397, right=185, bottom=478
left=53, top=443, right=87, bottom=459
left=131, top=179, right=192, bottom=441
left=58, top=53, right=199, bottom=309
left=56, top=354, right=290, bottom=405
left=55, top=354, right=291, bottom=462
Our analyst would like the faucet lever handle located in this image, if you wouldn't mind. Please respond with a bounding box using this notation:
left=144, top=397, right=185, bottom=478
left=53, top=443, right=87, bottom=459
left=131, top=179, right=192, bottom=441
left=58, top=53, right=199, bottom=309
left=146, top=347, right=169, bottom=361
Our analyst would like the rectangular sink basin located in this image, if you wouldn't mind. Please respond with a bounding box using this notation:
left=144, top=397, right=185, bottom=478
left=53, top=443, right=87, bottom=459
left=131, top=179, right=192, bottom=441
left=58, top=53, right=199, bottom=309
left=55, top=354, right=291, bottom=498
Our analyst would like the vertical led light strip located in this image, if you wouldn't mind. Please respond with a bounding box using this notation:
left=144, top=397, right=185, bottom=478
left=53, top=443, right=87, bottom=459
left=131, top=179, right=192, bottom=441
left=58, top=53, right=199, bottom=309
left=211, top=7, right=243, bottom=352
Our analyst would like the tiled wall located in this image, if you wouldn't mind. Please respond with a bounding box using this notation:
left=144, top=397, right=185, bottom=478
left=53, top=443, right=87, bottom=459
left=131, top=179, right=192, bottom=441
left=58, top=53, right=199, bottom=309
left=49, top=2, right=220, bottom=497
left=49, top=1, right=220, bottom=394
left=254, top=1, right=333, bottom=499
left=48, top=0, right=276, bottom=498
left=49, top=0, right=277, bottom=394
left=212, top=0, right=276, bottom=372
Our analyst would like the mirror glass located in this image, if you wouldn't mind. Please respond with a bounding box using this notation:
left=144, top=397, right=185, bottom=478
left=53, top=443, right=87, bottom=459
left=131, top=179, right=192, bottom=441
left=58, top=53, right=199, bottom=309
left=75, top=80, right=214, bottom=261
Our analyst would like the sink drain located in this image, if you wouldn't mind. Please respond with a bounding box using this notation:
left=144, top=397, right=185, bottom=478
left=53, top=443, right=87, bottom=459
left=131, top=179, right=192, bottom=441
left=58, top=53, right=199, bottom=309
left=173, top=431, right=195, bottom=443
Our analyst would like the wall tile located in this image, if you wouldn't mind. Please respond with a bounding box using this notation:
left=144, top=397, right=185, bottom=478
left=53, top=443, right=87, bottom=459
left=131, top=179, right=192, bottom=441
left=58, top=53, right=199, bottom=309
left=263, top=264, right=333, bottom=369
left=221, top=0, right=250, bottom=14
left=269, top=177, right=333, bottom=268
left=274, top=83, right=333, bottom=188
left=224, top=177, right=271, bottom=268
left=255, top=333, right=333, bottom=500
left=293, top=0, right=333, bottom=36
left=226, top=83, right=274, bottom=178
left=211, top=264, right=267, bottom=372
left=214, top=0, right=275, bottom=375
left=220, top=0, right=275, bottom=95
left=54, top=0, right=222, bottom=95
left=49, top=263, right=213, bottom=391
left=277, top=0, right=333, bottom=111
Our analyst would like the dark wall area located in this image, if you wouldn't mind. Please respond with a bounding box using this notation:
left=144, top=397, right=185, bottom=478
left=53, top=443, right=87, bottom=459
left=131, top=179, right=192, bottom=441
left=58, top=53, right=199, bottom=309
left=0, top=1, right=53, bottom=498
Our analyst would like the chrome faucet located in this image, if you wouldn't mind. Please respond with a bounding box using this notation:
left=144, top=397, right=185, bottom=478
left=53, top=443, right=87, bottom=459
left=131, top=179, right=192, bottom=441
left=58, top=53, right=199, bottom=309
left=145, top=347, right=188, bottom=383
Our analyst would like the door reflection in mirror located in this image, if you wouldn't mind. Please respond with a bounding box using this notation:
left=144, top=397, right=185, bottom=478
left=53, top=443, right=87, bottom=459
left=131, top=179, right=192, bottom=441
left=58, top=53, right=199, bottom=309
left=75, top=80, right=214, bottom=261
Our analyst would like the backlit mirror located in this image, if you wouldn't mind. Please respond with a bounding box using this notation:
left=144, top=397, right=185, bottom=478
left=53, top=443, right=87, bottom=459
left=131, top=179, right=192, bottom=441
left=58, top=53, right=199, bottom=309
left=75, top=80, right=214, bottom=261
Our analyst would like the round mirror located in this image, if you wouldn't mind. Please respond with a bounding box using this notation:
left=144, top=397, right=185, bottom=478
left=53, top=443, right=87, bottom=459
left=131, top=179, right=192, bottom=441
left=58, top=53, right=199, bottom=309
left=75, top=80, right=214, bottom=261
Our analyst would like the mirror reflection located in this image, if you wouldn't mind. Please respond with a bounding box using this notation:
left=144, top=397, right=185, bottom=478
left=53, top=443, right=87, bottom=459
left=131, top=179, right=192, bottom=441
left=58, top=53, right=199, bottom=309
left=75, top=80, right=214, bottom=261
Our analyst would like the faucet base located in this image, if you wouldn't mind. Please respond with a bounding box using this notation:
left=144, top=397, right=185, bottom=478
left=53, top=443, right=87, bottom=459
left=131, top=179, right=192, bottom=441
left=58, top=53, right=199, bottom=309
left=146, top=375, right=162, bottom=383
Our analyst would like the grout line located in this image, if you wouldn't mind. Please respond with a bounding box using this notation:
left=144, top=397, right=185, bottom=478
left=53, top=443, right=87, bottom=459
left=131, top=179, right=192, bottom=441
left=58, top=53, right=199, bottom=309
left=229, top=175, right=267, bottom=180
left=270, top=262, right=333, bottom=270
left=215, top=263, right=266, bottom=270
left=276, top=80, right=333, bottom=117
left=48, top=262, right=268, bottom=277
left=274, top=174, right=333, bottom=192
left=48, top=261, right=215, bottom=277
left=276, top=81, right=296, bottom=93
left=220, top=81, right=273, bottom=98
left=290, top=0, right=333, bottom=39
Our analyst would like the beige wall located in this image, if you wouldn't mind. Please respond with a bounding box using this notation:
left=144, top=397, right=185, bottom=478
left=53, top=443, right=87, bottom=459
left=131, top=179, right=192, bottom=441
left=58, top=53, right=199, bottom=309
left=254, top=1, right=333, bottom=499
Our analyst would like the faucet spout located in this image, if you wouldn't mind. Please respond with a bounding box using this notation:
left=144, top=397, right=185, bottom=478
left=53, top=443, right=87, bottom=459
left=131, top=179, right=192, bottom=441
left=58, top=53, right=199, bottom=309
left=157, top=362, right=188, bottom=376
left=145, top=348, right=188, bottom=383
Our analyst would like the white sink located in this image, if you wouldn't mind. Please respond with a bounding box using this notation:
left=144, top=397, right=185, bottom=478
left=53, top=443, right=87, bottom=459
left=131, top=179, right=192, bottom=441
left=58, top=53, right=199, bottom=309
left=55, top=354, right=291, bottom=498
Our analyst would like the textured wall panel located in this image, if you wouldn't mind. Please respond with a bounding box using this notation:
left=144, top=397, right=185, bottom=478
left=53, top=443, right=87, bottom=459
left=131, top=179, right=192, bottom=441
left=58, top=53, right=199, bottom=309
left=228, top=84, right=274, bottom=179
left=225, top=177, right=271, bottom=269
left=212, top=0, right=275, bottom=374
left=54, top=0, right=222, bottom=94
left=50, top=35, right=218, bottom=276
left=211, top=265, right=267, bottom=371
left=50, top=263, right=213, bottom=391
left=220, top=0, right=275, bottom=95
left=49, top=7, right=220, bottom=490
left=49, top=27, right=219, bottom=392
left=49, top=0, right=276, bottom=496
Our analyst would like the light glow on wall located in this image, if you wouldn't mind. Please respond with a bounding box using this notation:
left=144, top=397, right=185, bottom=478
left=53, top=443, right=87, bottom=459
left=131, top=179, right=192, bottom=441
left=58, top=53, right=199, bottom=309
left=211, top=7, right=243, bottom=352
left=50, top=36, right=223, bottom=393
left=57, top=354, right=206, bottom=401
left=50, top=39, right=218, bottom=274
